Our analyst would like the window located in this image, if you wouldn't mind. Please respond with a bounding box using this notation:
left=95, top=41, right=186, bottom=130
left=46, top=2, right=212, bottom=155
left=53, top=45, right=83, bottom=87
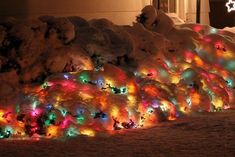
left=152, top=0, right=185, bottom=24
left=153, top=0, right=177, bottom=13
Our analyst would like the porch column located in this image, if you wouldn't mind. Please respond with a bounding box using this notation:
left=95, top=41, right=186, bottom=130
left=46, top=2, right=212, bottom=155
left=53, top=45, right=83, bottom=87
left=186, top=0, right=210, bottom=25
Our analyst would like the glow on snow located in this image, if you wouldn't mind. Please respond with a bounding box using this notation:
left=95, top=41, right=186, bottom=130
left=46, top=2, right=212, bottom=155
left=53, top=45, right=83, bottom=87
left=0, top=24, right=235, bottom=140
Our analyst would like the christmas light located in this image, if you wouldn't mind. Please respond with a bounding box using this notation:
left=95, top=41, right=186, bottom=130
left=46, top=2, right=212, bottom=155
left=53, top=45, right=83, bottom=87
left=66, top=127, right=79, bottom=137
left=80, top=129, right=95, bottom=137
left=0, top=23, right=234, bottom=140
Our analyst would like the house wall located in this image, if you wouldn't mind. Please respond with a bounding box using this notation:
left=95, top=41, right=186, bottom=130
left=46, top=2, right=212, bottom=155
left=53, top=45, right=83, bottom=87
left=152, top=0, right=210, bottom=25
left=0, top=0, right=151, bottom=25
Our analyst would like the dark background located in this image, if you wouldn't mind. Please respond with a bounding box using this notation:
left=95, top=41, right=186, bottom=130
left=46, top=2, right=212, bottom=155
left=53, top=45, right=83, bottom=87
left=0, top=0, right=28, bottom=20
left=210, top=0, right=235, bottom=28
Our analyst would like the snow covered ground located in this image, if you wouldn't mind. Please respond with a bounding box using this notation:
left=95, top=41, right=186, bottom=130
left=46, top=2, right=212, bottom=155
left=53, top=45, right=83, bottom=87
left=0, top=110, right=234, bottom=157
left=224, top=27, right=235, bottom=33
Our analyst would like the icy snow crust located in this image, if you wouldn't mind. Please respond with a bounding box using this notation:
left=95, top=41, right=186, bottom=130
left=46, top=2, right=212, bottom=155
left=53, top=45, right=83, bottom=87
left=0, top=6, right=235, bottom=139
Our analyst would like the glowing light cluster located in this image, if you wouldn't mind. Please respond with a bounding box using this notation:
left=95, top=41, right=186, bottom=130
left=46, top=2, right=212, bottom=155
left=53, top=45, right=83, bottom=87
left=0, top=25, right=235, bottom=140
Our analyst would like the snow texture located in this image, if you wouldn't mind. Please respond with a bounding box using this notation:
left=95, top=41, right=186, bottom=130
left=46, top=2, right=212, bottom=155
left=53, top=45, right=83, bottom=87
left=0, top=5, right=235, bottom=139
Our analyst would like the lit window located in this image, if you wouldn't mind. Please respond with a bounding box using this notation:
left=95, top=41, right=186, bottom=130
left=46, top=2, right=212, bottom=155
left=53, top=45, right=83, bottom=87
left=153, top=0, right=177, bottom=13
left=152, top=0, right=185, bottom=24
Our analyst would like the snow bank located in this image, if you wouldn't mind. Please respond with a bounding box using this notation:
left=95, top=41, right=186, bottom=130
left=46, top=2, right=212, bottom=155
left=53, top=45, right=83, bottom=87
left=0, top=6, right=234, bottom=139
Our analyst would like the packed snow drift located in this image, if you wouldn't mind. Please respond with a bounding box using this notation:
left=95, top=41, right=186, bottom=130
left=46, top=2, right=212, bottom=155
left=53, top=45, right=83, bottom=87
left=0, top=6, right=234, bottom=139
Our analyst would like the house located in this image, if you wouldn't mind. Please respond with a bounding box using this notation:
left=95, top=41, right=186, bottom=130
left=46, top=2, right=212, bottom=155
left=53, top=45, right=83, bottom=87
left=0, top=0, right=233, bottom=28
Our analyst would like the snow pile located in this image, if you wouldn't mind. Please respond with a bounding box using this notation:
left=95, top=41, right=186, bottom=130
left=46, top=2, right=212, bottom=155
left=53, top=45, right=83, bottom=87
left=224, top=27, right=235, bottom=34
left=0, top=6, right=235, bottom=139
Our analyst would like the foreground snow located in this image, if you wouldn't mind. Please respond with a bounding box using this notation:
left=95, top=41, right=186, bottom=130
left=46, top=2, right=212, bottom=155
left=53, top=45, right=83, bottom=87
left=0, top=111, right=234, bottom=157
left=224, top=27, right=235, bottom=34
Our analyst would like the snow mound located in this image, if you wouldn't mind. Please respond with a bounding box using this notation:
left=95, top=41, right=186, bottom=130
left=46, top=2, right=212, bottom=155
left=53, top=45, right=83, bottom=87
left=0, top=6, right=235, bottom=139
